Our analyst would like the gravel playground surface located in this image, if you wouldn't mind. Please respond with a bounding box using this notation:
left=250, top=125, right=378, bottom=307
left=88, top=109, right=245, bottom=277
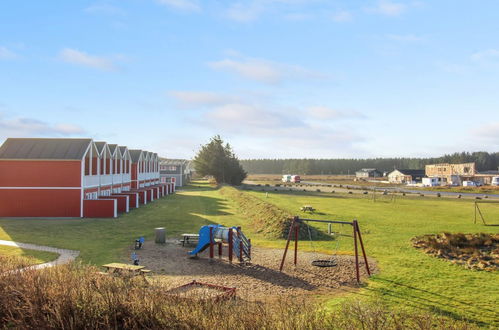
left=136, top=240, right=376, bottom=300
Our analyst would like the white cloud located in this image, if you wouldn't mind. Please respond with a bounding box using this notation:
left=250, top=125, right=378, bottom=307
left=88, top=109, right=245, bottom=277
left=366, top=1, right=407, bottom=16
left=226, top=2, right=264, bottom=22
left=0, top=114, right=86, bottom=139
left=0, top=46, right=17, bottom=60
left=209, top=55, right=325, bottom=84
left=471, top=49, right=499, bottom=64
left=472, top=122, right=499, bottom=141
left=331, top=10, right=352, bottom=22
left=84, top=4, right=126, bottom=16
left=307, top=106, right=366, bottom=120
left=59, top=48, right=117, bottom=71
left=156, top=0, right=201, bottom=12
left=387, top=34, right=424, bottom=42
left=169, top=91, right=239, bottom=108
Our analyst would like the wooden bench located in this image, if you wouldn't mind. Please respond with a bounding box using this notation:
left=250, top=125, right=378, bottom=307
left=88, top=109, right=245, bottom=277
left=181, top=234, right=199, bottom=246
left=300, top=205, right=315, bottom=212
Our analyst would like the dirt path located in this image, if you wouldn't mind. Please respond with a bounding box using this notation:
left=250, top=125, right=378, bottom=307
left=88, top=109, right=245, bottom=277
left=136, top=240, right=376, bottom=300
left=0, top=240, right=79, bottom=270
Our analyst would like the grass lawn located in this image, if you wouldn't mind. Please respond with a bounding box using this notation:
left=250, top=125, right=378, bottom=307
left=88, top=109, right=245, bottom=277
left=0, top=180, right=497, bottom=327
left=242, top=188, right=499, bottom=327
left=0, top=245, right=58, bottom=265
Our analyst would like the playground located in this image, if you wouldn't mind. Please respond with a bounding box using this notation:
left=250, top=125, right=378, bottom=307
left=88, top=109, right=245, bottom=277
left=0, top=181, right=498, bottom=327
left=135, top=239, right=375, bottom=299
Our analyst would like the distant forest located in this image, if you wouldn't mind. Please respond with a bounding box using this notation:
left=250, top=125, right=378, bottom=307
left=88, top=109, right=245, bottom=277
left=240, top=152, right=499, bottom=175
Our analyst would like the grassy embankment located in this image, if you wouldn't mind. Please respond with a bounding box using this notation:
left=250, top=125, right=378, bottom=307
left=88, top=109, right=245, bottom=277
left=0, top=180, right=497, bottom=327
left=240, top=188, right=499, bottom=327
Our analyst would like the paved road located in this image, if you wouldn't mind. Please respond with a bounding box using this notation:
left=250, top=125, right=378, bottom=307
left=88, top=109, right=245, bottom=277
left=0, top=240, right=79, bottom=271
left=301, top=181, right=499, bottom=199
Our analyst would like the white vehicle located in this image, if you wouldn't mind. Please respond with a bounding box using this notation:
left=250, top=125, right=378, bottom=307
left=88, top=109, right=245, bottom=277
left=422, top=177, right=440, bottom=187
left=492, top=176, right=499, bottom=186
left=282, top=175, right=301, bottom=183
left=462, top=181, right=476, bottom=187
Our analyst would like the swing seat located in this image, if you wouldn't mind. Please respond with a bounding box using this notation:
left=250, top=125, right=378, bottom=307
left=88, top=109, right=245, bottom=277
left=311, top=259, right=337, bottom=267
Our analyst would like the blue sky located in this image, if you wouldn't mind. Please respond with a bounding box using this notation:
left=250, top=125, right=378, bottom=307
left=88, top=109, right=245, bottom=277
left=0, top=0, right=498, bottom=159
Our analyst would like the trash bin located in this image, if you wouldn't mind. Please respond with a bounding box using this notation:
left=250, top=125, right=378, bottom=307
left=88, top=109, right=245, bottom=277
left=155, top=227, right=166, bottom=244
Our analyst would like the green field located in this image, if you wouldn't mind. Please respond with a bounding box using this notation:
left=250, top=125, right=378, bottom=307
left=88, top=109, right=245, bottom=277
left=0, top=181, right=497, bottom=327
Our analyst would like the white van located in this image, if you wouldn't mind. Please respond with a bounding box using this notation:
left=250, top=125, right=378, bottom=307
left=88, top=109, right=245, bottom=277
left=462, top=181, right=476, bottom=187
left=492, top=177, right=499, bottom=186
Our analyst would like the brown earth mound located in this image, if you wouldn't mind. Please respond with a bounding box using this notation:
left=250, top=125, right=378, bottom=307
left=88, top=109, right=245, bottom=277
left=412, top=233, right=499, bottom=271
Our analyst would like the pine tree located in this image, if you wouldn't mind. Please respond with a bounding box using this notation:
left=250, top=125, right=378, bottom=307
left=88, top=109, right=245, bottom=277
left=193, top=136, right=247, bottom=185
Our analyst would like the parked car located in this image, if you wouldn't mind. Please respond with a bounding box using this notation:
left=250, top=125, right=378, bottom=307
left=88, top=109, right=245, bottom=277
left=492, top=176, right=499, bottom=186
left=463, top=181, right=477, bottom=187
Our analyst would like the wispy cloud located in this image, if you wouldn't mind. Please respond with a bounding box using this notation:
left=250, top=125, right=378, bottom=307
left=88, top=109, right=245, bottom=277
left=0, top=113, right=86, bottom=139
left=307, top=106, right=366, bottom=120
left=84, top=3, right=126, bottom=16
left=168, top=91, right=239, bottom=108
left=208, top=54, right=325, bottom=85
left=471, top=49, right=499, bottom=64
left=156, top=0, right=201, bottom=12
left=59, top=48, right=118, bottom=71
left=366, top=0, right=408, bottom=16
left=226, top=2, right=264, bottom=22
left=331, top=10, right=352, bottom=22
left=387, top=34, right=424, bottom=42
left=472, top=122, right=499, bottom=141
left=0, top=46, right=17, bottom=60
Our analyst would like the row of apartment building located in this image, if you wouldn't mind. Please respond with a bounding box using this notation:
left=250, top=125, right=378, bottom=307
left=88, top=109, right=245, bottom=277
left=0, top=138, right=175, bottom=218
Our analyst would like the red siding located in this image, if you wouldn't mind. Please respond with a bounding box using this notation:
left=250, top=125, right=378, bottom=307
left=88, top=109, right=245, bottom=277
left=83, top=199, right=116, bottom=218
left=0, top=189, right=81, bottom=217
left=101, top=195, right=128, bottom=213
left=116, top=192, right=138, bottom=208
left=0, top=160, right=81, bottom=187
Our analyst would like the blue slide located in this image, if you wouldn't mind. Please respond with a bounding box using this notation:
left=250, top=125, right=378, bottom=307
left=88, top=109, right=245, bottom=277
left=189, top=224, right=221, bottom=256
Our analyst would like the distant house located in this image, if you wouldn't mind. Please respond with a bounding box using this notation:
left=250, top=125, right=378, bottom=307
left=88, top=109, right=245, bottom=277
left=159, top=159, right=192, bottom=187
left=355, top=168, right=382, bottom=179
left=387, top=169, right=425, bottom=184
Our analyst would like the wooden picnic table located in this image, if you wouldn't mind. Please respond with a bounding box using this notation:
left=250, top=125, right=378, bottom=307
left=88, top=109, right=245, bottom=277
left=102, top=263, right=145, bottom=275
left=181, top=233, right=199, bottom=246
left=300, top=205, right=315, bottom=212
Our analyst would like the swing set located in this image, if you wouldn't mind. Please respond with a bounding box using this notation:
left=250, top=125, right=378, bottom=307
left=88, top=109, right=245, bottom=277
left=279, top=216, right=371, bottom=283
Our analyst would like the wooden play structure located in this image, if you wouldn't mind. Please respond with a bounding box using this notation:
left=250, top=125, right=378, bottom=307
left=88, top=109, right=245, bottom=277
left=279, top=216, right=371, bottom=283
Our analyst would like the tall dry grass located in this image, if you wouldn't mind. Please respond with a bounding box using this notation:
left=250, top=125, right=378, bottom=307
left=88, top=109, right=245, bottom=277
left=0, top=259, right=478, bottom=329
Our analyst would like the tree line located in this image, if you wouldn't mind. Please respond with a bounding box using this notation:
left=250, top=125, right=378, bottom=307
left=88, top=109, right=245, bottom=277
left=240, top=152, right=499, bottom=175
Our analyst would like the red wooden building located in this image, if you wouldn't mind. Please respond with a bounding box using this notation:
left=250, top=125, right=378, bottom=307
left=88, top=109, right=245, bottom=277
left=0, top=138, right=171, bottom=218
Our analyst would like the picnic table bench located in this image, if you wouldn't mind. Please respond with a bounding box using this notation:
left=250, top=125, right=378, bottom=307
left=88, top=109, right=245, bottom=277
left=300, top=205, right=315, bottom=212
left=102, top=263, right=151, bottom=277
left=181, top=234, right=199, bottom=246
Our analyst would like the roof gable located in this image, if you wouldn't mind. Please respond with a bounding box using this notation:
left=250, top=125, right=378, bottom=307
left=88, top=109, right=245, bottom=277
left=0, top=138, right=92, bottom=160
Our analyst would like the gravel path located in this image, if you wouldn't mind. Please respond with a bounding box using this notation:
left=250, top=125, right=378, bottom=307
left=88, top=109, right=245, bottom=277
left=136, top=240, right=376, bottom=300
left=0, top=240, right=79, bottom=270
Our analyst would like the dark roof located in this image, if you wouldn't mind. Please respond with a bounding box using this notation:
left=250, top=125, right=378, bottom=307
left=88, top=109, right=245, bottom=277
left=356, top=168, right=379, bottom=173
left=478, top=170, right=499, bottom=175
left=0, top=138, right=92, bottom=160
left=118, top=146, right=128, bottom=156
left=107, top=144, right=118, bottom=155
left=392, top=169, right=425, bottom=176
left=129, top=149, right=143, bottom=162
left=159, top=158, right=189, bottom=166
left=94, top=142, right=106, bottom=154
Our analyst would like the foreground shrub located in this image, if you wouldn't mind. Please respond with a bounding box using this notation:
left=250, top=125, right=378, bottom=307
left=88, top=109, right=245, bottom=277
left=0, top=260, right=479, bottom=329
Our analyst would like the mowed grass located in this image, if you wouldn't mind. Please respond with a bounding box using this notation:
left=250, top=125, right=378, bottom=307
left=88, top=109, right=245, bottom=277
left=0, top=246, right=58, bottom=265
left=0, top=182, right=247, bottom=265
left=242, top=189, right=499, bottom=327
left=0, top=181, right=497, bottom=327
